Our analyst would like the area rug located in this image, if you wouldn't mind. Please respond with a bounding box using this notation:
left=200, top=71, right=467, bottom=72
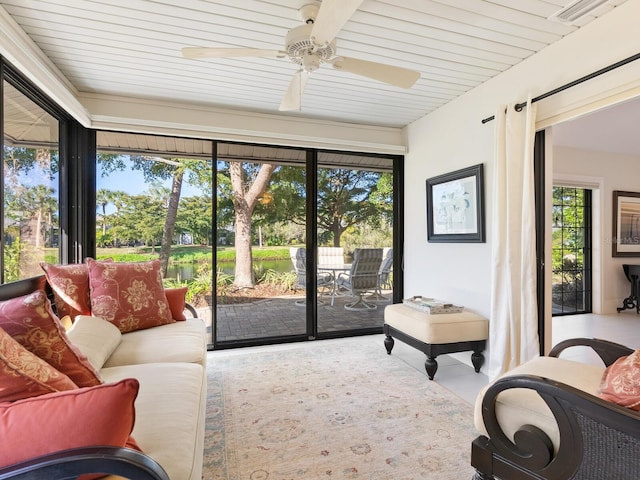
left=202, top=337, right=477, bottom=479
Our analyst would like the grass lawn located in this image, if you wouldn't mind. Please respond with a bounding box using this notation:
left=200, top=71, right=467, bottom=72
left=97, top=244, right=294, bottom=264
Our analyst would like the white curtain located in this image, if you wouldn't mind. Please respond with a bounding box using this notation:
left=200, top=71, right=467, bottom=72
left=489, top=98, right=540, bottom=381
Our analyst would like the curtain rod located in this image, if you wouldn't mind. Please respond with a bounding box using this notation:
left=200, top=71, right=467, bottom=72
left=481, top=51, right=640, bottom=124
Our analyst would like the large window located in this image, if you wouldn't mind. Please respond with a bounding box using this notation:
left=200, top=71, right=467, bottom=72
left=96, top=132, right=214, bottom=336
left=2, top=79, right=60, bottom=281
left=0, top=61, right=404, bottom=351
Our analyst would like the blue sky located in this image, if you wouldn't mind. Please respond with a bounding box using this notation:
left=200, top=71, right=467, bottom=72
left=96, top=164, right=204, bottom=214
left=96, top=165, right=202, bottom=197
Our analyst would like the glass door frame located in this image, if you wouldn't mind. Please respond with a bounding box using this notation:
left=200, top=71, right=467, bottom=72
left=212, top=142, right=404, bottom=349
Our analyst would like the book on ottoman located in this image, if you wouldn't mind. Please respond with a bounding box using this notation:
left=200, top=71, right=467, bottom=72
left=402, top=296, right=464, bottom=314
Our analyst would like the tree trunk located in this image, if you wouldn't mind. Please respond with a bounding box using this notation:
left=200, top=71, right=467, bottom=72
left=331, top=218, right=342, bottom=247
left=35, top=209, right=43, bottom=248
left=102, top=204, right=107, bottom=236
left=159, top=169, right=184, bottom=277
left=230, top=162, right=276, bottom=287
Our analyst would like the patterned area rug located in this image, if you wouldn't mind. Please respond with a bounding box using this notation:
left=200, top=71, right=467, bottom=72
left=203, top=337, right=477, bottom=479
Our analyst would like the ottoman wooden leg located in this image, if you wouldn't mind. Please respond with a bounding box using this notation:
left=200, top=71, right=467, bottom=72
left=425, top=356, right=438, bottom=380
left=384, top=335, right=394, bottom=354
left=471, top=348, right=485, bottom=373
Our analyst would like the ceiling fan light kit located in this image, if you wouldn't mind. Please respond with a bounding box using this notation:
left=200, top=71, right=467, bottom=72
left=182, top=0, right=420, bottom=111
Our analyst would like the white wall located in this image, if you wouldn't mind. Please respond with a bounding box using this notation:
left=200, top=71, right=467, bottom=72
left=403, top=0, right=640, bottom=352
left=553, top=145, right=640, bottom=313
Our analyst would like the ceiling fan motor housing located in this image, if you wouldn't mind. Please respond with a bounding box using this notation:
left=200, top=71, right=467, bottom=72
left=285, top=24, right=336, bottom=71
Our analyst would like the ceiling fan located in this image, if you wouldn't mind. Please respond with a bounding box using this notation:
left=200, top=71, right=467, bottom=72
left=181, top=0, right=421, bottom=111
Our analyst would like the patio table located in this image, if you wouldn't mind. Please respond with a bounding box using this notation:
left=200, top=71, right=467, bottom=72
left=318, top=264, right=351, bottom=306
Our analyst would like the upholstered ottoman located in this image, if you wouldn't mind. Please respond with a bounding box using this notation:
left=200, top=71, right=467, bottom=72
left=383, top=303, right=489, bottom=380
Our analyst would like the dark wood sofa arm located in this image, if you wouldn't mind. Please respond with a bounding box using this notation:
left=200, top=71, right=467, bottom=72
left=0, top=446, right=169, bottom=480
left=472, top=373, right=640, bottom=480
left=183, top=302, right=198, bottom=318
left=548, top=337, right=634, bottom=366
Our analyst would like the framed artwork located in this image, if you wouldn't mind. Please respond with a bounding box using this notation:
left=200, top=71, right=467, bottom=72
left=612, top=190, right=640, bottom=257
left=426, top=163, right=485, bottom=243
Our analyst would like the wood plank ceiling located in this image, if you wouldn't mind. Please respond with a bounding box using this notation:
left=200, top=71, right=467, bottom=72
left=0, top=0, right=630, bottom=129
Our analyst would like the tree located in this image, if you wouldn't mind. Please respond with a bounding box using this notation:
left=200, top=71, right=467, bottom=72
left=177, top=196, right=212, bottom=245
left=317, top=169, right=381, bottom=246
left=217, top=161, right=277, bottom=287
left=99, top=154, right=206, bottom=277
left=5, top=183, right=57, bottom=248
left=96, top=188, right=128, bottom=246
left=246, top=166, right=388, bottom=248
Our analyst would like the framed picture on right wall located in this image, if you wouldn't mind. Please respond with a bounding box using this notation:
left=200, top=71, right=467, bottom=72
left=425, top=163, right=485, bottom=243
left=612, top=190, right=640, bottom=256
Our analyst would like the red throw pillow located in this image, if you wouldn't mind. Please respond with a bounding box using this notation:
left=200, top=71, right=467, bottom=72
left=87, top=259, right=174, bottom=333
left=599, top=349, right=640, bottom=411
left=40, top=262, right=92, bottom=319
left=41, top=259, right=114, bottom=321
left=0, top=290, right=102, bottom=388
left=0, top=326, right=77, bottom=402
left=0, top=378, right=141, bottom=468
left=165, top=287, right=188, bottom=321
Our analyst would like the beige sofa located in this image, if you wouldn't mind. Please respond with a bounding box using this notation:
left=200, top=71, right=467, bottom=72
left=63, top=315, right=208, bottom=480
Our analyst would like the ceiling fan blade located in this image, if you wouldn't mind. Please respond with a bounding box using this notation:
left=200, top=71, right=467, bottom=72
left=182, top=47, right=286, bottom=59
left=279, top=70, right=310, bottom=111
left=332, top=57, right=420, bottom=88
left=311, top=0, right=364, bottom=46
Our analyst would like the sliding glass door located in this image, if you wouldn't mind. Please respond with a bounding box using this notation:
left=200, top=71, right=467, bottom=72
left=213, top=146, right=401, bottom=347
left=316, top=152, right=395, bottom=336
left=215, top=143, right=308, bottom=345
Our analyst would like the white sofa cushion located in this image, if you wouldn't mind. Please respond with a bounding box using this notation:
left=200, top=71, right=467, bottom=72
left=104, top=319, right=206, bottom=368
left=66, top=315, right=122, bottom=371
left=474, top=356, right=604, bottom=451
left=101, top=362, right=206, bottom=480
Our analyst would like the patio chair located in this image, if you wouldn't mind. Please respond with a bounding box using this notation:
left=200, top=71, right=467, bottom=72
left=367, top=247, right=393, bottom=302
left=290, top=247, right=333, bottom=306
left=317, top=247, right=345, bottom=267
left=336, top=248, right=383, bottom=311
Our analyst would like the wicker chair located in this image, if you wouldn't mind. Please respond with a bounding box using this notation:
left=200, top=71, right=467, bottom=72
left=335, top=248, right=383, bottom=311
left=471, top=337, right=640, bottom=480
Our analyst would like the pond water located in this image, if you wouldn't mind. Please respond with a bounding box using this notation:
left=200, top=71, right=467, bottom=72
left=166, top=259, right=293, bottom=281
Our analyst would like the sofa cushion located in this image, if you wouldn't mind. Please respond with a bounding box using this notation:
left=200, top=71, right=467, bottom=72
left=165, top=286, right=188, bottom=321
left=67, top=316, right=123, bottom=371
left=474, top=356, right=604, bottom=452
left=103, top=319, right=206, bottom=368
left=100, top=362, right=205, bottom=480
left=87, top=259, right=174, bottom=333
left=0, top=326, right=77, bottom=402
left=0, top=378, right=140, bottom=469
left=0, top=290, right=102, bottom=387
left=599, top=348, right=640, bottom=411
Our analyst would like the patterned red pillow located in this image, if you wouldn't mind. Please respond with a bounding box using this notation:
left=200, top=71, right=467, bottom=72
left=40, top=259, right=114, bottom=321
left=40, top=262, right=92, bottom=319
left=87, top=259, right=174, bottom=333
left=0, top=326, right=77, bottom=402
left=599, top=349, right=640, bottom=411
left=0, top=291, right=102, bottom=388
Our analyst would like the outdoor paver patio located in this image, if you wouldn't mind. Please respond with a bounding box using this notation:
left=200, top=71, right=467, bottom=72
left=196, top=291, right=391, bottom=343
